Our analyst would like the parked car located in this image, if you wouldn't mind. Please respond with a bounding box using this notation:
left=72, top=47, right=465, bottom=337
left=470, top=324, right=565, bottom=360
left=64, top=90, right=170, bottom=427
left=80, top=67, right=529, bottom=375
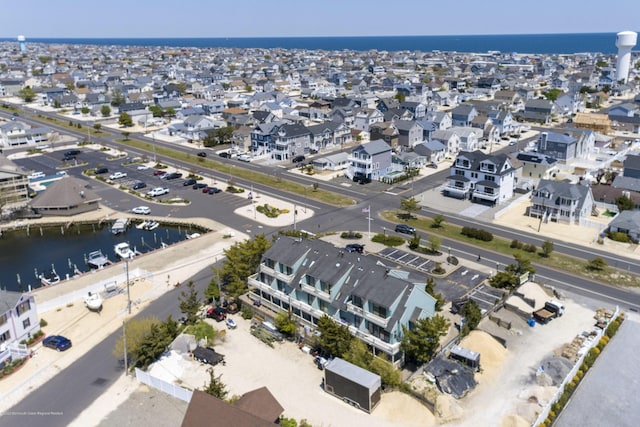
left=207, top=306, right=227, bottom=322
left=94, top=167, right=108, bottom=174
left=426, top=163, right=438, bottom=169
left=137, top=164, right=151, bottom=170
left=192, top=183, right=207, bottom=190
left=131, top=206, right=151, bottom=215
left=208, top=187, right=222, bottom=194
left=132, top=181, right=147, bottom=190
left=345, top=243, right=365, bottom=253
left=395, top=224, right=415, bottom=235
left=62, top=155, right=76, bottom=161
left=218, top=151, right=231, bottom=159
left=65, top=149, right=81, bottom=156
left=43, top=335, right=72, bottom=351
left=237, top=154, right=252, bottom=162
left=162, top=172, right=183, bottom=180
left=183, top=178, right=197, bottom=186
left=153, top=170, right=167, bottom=176
left=109, top=172, right=127, bottom=180
left=147, top=187, right=169, bottom=197
left=509, top=140, right=517, bottom=146
left=197, top=151, right=207, bottom=157
left=292, top=155, right=306, bottom=163
left=192, top=346, right=225, bottom=366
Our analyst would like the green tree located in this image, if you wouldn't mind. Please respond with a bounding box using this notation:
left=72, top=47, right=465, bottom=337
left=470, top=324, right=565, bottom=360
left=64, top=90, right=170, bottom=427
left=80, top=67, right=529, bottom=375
left=118, top=112, right=133, bottom=127
left=134, top=317, right=179, bottom=369
left=179, top=281, right=201, bottom=326
left=615, top=194, right=635, bottom=211
left=164, top=107, right=176, bottom=117
left=149, top=105, right=164, bottom=117
left=93, top=123, right=102, bottom=132
left=586, top=257, right=608, bottom=271
left=112, top=316, right=159, bottom=363
left=80, top=106, right=90, bottom=115
left=203, top=127, right=235, bottom=147
left=18, top=87, right=36, bottom=102
left=506, top=253, right=536, bottom=276
left=400, top=197, right=420, bottom=220
left=342, top=339, right=373, bottom=370
left=431, top=214, right=445, bottom=228
left=204, top=277, right=220, bottom=303
left=394, top=92, right=406, bottom=103
left=460, top=300, right=482, bottom=337
left=100, top=105, right=111, bottom=117
left=202, top=368, right=229, bottom=400
left=369, top=356, right=402, bottom=387
left=316, top=315, right=353, bottom=357
left=110, top=88, right=125, bottom=106
left=424, top=278, right=445, bottom=311
left=121, top=131, right=131, bottom=140
left=541, top=240, right=554, bottom=258
left=274, top=311, right=297, bottom=339
left=488, top=271, right=517, bottom=289
left=427, top=235, right=441, bottom=254
left=542, top=89, right=563, bottom=101
left=400, top=314, right=450, bottom=365
left=218, top=235, right=272, bottom=297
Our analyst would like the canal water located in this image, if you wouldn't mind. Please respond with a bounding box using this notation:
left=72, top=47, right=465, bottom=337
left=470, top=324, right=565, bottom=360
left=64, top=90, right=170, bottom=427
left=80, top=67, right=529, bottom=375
left=0, top=221, right=203, bottom=292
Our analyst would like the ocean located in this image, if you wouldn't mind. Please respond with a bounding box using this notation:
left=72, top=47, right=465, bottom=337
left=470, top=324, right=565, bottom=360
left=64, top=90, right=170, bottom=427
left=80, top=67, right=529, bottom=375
left=0, top=33, right=633, bottom=54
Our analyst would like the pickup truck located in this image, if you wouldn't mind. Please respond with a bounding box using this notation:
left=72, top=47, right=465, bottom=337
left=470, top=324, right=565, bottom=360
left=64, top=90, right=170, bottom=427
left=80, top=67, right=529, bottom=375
left=533, top=300, right=565, bottom=324
left=192, top=346, right=225, bottom=366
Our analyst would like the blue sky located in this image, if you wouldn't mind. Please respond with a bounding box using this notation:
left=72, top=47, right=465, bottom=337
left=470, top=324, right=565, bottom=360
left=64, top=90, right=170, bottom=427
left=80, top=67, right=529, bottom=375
left=4, top=0, right=640, bottom=38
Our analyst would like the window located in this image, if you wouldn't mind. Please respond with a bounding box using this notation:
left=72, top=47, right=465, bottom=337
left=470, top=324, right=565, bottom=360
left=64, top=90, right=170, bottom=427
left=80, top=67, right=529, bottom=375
left=485, top=175, right=496, bottom=182
left=264, top=258, right=275, bottom=269
left=0, top=330, right=10, bottom=343
left=351, top=295, right=363, bottom=308
left=370, top=303, right=388, bottom=318
left=16, top=300, right=30, bottom=316
left=0, top=313, right=7, bottom=326
left=319, top=280, right=331, bottom=294
left=471, top=172, right=478, bottom=178
left=23, top=318, right=31, bottom=329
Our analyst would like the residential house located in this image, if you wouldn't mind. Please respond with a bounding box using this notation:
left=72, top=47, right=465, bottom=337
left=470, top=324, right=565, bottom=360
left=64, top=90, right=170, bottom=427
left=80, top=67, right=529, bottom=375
left=399, top=101, right=427, bottom=119
left=487, top=110, right=515, bottom=136
left=248, top=237, right=437, bottom=365
left=513, top=152, right=559, bottom=183
left=307, top=121, right=351, bottom=152
left=346, top=139, right=393, bottom=182
left=622, top=154, right=640, bottom=179
left=394, top=120, right=423, bottom=150
left=0, top=156, right=30, bottom=213
left=414, top=140, right=447, bottom=164
left=555, top=92, right=583, bottom=117
left=30, top=176, right=101, bottom=216
left=521, top=99, right=556, bottom=124
left=370, top=122, right=399, bottom=150
left=312, top=152, right=350, bottom=171
left=392, top=152, right=428, bottom=170
left=431, top=129, right=461, bottom=157
left=608, top=211, right=640, bottom=243
left=353, top=108, right=384, bottom=132
left=0, top=291, right=40, bottom=367
left=450, top=127, right=481, bottom=152
left=0, top=121, right=50, bottom=147
left=529, top=179, right=595, bottom=225
left=445, top=151, right=516, bottom=205
left=536, top=130, right=594, bottom=162
left=0, top=80, right=23, bottom=97
left=451, top=105, right=479, bottom=127
left=271, top=122, right=311, bottom=161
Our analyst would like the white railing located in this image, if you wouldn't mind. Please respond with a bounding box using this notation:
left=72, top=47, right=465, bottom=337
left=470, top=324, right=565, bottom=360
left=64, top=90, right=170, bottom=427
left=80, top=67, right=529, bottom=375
left=135, top=368, right=193, bottom=403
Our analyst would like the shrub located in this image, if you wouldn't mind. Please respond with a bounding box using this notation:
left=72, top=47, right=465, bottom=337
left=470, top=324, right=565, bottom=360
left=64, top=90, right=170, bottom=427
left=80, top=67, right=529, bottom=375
left=608, top=231, right=632, bottom=243
left=240, top=304, right=253, bottom=319
left=524, top=244, right=537, bottom=253
left=340, top=231, right=362, bottom=239
left=461, top=226, right=493, bottom=242
left=371, top=233, right=405, bottom=247
left=510, top=239, right=523, bottom=249
left=40, top=318, right=48, bottom=327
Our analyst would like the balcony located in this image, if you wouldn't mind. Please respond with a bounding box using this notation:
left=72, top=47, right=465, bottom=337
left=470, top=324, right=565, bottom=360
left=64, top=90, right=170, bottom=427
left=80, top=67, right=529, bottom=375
left=348, top=325, right=398, bottom=354
left=300, top=283, right=331, bottom=301
left=346, top=303, right=389, bottom=328
left=472, top=190, right=499, bottom=202
left=260, top=265, right=294, bottom=283
left=444, top=183, right=471, bottom=198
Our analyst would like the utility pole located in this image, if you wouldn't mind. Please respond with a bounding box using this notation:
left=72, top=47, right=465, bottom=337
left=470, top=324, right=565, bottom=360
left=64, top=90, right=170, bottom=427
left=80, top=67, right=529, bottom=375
left=125, top=259, right=131, bottom=314
left=122, top=320, right=128, bottom=375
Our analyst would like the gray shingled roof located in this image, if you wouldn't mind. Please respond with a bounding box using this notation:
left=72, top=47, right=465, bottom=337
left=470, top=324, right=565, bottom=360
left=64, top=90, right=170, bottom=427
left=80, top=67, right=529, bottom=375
left=0, top=290, right=23, bottom=314
left=30, top=176, right=101, bottom=209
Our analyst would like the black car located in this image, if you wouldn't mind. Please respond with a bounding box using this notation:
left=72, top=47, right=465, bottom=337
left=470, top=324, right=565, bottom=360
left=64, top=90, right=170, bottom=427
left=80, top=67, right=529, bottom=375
left=132, top=181, right=147, bottom=190
left=207, top=306, right=227, bottom=321
left=395, top=224, right=415, bottom=235
left=292, top=155, right=306, bottom=163
left=162, top=172, right=183, bottom=180
left=42, top=335, right=72, bottom=351
left=192, top=346, right=225, bottom=366
left=208, top=187, right=222, bottom=194
left=183, top=178, right=197, bottom=186
left=218, top=151, right=231, bottom=159
left=65, top=149, right=81, bottom=156
left=62, top=155, right=76, bottom=161
left=345, top=243, right=365, bottom=254
left=197, top=152, right=207, bottom=157
left=94, top=167, right=109, bottom=174
left=192, top=182, right=207, bottom=190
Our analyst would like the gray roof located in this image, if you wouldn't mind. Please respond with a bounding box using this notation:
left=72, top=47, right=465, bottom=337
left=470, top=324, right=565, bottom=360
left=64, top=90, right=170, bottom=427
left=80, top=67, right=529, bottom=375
left=623, top=154, right=640, bottom=171
left=609, top=210, right=640, bottom=233
left=515, top=152, right=558, bottom=166
left=353, top=139, right=392, bottom=156
left=535, top=179, right=590, bottom=207
left=324, top=357, right=381, bottom=391
left=0, top=290, right=23, bottom=314
left=30, top=176, right=101, bottom=209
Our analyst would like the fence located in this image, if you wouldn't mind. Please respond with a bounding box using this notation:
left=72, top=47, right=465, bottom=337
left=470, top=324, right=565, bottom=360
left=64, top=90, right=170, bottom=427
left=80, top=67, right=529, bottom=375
left=135, top=368, right=193, bottom=403
left=531, top=306, right=620, bottom=427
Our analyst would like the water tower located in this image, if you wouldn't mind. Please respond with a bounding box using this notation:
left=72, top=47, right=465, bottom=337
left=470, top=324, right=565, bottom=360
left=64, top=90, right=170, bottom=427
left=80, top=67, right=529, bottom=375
left=616, top=31, right=637, bottom=83
left=17, top=35, right=26, bottom=52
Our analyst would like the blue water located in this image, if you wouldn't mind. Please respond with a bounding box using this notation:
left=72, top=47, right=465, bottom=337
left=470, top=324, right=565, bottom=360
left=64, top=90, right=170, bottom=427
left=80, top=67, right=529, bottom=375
left=0, top=33, right=633, bottom=54
left=0, top=222, right=200, bottom=292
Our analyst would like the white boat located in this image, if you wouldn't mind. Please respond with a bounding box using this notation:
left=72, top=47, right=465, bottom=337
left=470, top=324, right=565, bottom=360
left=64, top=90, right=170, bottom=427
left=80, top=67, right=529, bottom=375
left=114, top=242, right=135, bottom=259
left=144, top=220, right=159, bottom=231
left=84, top=292, right=103, bottom=312
left=39, top=268, right=60, bottom=286
left=186, top=232, right=201, bottom=239
left=87, top=250, right=110, bottom=269
left=136, top=220, right=150, bottom=230
left=111, top=218, right=130, bottom=235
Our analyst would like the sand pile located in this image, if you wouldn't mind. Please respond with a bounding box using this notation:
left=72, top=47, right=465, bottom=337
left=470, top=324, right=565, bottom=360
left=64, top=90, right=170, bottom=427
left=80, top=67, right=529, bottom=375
left=505, top=294, right=535, bottom=312
left=377, top=391, right=437, bottom=427
left=517, top=282, right=555, bottom=310
left=434, top=394, right=463, bottom=423
left=501, top=414, right=531, bottom=427
left=459, top=330, right=508, bottom=381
